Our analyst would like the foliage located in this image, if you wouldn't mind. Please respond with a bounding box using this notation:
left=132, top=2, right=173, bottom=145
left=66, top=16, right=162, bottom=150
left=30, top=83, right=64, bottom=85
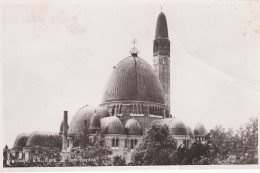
left=130, top=117, right=258, bottom=166
left=68, top=137, right=112, bottom=166
left=203, top=117, right=258, bottom=164
left=112, top=155, right=126, bottom=166
left=66, top=124, right=112, bottom=166
left=69, top=124, right=90, bottom=148
left=31, top=146, right=62, bottom=162
left=131, top=124, right=178, bottom=165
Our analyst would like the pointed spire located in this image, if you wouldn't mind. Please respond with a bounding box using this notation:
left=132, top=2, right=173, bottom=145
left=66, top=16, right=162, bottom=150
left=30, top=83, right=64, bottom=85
left=155, top=12, right=168, bottom=39
left=4, top=145, right=8, bottom=150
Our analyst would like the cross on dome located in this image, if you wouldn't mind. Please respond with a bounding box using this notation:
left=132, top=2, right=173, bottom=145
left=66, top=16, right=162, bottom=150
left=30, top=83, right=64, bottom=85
left=130, top=38, right=139, bottom=57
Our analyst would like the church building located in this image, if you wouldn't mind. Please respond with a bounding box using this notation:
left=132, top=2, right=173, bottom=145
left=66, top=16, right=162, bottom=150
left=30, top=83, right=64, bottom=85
left=5, top=11, right=207, bottom=163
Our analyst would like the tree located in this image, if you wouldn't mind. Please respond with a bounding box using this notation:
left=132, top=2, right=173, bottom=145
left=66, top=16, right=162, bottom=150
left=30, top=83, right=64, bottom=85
left=130, top=124, right=178, bottom=165
left=112, top=155, right=126, bottom=166
left=235, top=117, right=258, bottom=164
left=203, top=117, right=258, bottom=165
left=68, top=125, right=112, bottom=166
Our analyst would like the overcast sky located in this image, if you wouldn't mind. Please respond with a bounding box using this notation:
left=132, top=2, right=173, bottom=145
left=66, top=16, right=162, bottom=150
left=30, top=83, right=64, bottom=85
left=1, top=0, right=260, bottom=148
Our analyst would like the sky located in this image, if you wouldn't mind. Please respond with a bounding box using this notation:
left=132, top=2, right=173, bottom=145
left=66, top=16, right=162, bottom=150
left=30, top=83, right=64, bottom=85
left=1, top=0, right=260, bottom=148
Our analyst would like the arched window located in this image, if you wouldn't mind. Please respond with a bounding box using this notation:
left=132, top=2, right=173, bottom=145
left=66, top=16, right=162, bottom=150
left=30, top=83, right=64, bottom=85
left=154, top=42, right=158, bottom=49
left=125, top=139, right=127, bottom=148
left=116, top=138, right=119, bottom=147
left=112, top=138, right=115, bottom=147
left=130, top=139, right=134, bottom=149
left=112, top=106, right=115, bottom=116
left=135, top=139, right=138, bottom=145
left=119, top=105, right=122, bottom=114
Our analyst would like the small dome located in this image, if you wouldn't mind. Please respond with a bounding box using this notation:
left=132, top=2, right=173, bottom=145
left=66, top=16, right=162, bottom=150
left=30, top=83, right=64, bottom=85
left=90, top=113, right=101, bottom=130
left=13, top=133, right=29, bottom=147
left=194, top=123, right=207, bottom=136
left=26, top=131, right=61, bottom=147
left=68, top=106, right=109, bottom=135
left=124, top=118, right=142, bottom=135
left=102, top=56, right=165, bottom=104
left=100, top=116, right=124, bottom=134
left=153, top=118, right=188, bottom=136
left=186, top=126, right=195, bottom=139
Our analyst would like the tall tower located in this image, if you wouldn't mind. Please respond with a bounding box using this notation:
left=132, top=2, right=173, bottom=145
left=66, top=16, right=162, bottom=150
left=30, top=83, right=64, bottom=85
left=153, top=12, right=171, bottom=114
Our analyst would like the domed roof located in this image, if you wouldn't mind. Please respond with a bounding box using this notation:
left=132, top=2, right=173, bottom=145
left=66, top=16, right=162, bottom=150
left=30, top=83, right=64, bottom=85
left=100, top=116, right=124, bottom=134
left=153, top=118, right=188, bottom=136
left=90, top=113, right=101, bottom=129
left=68, top=106, right=109, bottom=135
left=155, top=12, right=168, bottom=39
left=26, top=131, right=60, bottom=147
left=13, top=133, right=29, bottom=147
left=186, top=126, right=195, bottom=139
left=194, top=123, right=207, bottom=136
left=102, top=56, right=165, bottom=104
left=124, top=118, right=142, bottom=135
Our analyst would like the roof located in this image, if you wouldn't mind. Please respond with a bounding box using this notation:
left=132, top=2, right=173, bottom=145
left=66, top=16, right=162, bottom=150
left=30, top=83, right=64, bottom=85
left=4, top=145, right=9, bottom=150
left=155, top=12, right=168, bottom=39
left=68, top=106, right=109, bottom=135
left=26, top=131, right=61, bottom=147
left=102, top=56, right=165, bottom=104
left=90, top=113, right=101, bottom=129
left=13, top=133, right=29, bottom=147
left=153, top=118, right=188, bottom=136
left=100, top=116, right=125, bottom=134
left=194, top=123, right=207, bottom=136
left=124, top=118, right=142, bottom=135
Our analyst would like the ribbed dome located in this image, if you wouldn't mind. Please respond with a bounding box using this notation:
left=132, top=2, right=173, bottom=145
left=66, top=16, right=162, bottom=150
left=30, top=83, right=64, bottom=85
left=124, top=118, right=142, bottom=135
left=90, top=113, right=101, bottom=130
left=13, top=133, right=29, bottom=147
left=155, top=12, right=168, bottom=39
left=26, top=131, right=60, bottom=147
left=194, top=123, right=207, bottom=136
left=153, top=118, right=188, bottom=136
left=186, top=126, right=195, bottom=139
left=102, top=56, right=165, bottom=104
left=68, top=106, right=109, bottom=135
left=100, top=116, right=125, bottom=134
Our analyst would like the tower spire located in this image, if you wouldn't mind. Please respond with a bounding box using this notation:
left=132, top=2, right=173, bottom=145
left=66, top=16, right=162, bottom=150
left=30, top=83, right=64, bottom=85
left=153, top=11, right=171, bottom=115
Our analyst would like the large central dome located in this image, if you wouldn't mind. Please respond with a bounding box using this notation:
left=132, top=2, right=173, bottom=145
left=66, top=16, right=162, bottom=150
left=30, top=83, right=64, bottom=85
left=102, top=56, right=165, bottom=104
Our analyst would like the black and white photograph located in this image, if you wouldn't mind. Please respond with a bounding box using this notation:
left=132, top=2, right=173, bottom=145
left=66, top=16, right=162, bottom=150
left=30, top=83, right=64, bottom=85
left=1, top=0, right=259, bottom=171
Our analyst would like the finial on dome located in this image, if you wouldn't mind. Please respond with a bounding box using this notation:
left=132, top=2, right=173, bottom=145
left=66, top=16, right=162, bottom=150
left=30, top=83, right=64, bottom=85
left=161, top=6, right=163, bottom=12
left=130, top=38, right=139, bottom=57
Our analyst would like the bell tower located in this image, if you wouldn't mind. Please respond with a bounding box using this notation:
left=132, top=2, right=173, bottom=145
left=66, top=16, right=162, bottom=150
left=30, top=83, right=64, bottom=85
left=153, top=11, right=171, bottom=114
